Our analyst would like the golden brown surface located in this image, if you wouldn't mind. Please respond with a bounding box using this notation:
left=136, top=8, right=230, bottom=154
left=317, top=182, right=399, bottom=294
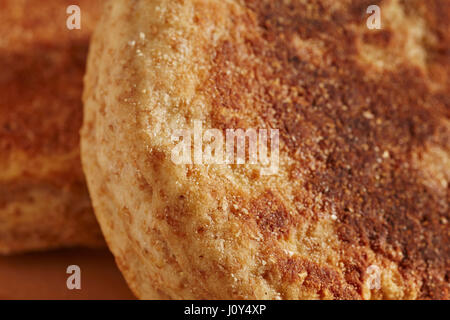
left=0, top=249, right=135, bottom=299
left=82, top=0, right=449, bottom=299
left=0, top=0, right=106, bottom=253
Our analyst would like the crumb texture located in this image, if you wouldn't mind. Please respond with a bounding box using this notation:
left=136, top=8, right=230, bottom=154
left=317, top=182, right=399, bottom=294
left=82, top=0, right=449, bottom=299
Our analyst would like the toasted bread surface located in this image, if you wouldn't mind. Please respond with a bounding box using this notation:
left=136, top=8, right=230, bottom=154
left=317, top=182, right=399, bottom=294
left=0, top=0, right=105, bottom=253
left=82, top=0, right=449, bottom=299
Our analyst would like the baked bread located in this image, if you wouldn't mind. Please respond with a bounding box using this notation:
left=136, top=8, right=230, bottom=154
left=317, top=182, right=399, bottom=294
left=82, top=0, right=449, bottom=299
left=0, top=0, right=104, bottom=253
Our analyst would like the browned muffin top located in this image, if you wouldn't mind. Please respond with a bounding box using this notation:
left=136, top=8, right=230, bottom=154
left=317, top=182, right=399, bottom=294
left=202, top=0, right=449, bottom=299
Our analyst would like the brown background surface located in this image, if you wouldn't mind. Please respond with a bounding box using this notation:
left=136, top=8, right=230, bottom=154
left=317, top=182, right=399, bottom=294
left=0, top=249, right=135, bottom=300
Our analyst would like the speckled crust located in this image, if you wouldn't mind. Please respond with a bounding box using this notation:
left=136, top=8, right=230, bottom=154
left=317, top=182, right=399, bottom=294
left=0, top=0, right=105, bottom=254
left=82, top=0, right=449, bottom=299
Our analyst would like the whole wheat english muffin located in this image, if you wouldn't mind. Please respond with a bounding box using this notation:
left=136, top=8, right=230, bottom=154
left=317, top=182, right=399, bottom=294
left=0, top=0, right=104, bottom=253
left=82, top=0, right=449, bottom=299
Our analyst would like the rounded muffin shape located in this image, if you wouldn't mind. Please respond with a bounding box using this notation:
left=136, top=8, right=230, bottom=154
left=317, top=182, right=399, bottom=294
left=82, top=0, right=449, bottom=299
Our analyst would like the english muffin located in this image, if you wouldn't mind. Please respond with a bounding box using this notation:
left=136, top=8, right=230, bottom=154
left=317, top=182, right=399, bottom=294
left=82, top=0, right=449, bottom=299
left=0, top=0, right=104, bottom=253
